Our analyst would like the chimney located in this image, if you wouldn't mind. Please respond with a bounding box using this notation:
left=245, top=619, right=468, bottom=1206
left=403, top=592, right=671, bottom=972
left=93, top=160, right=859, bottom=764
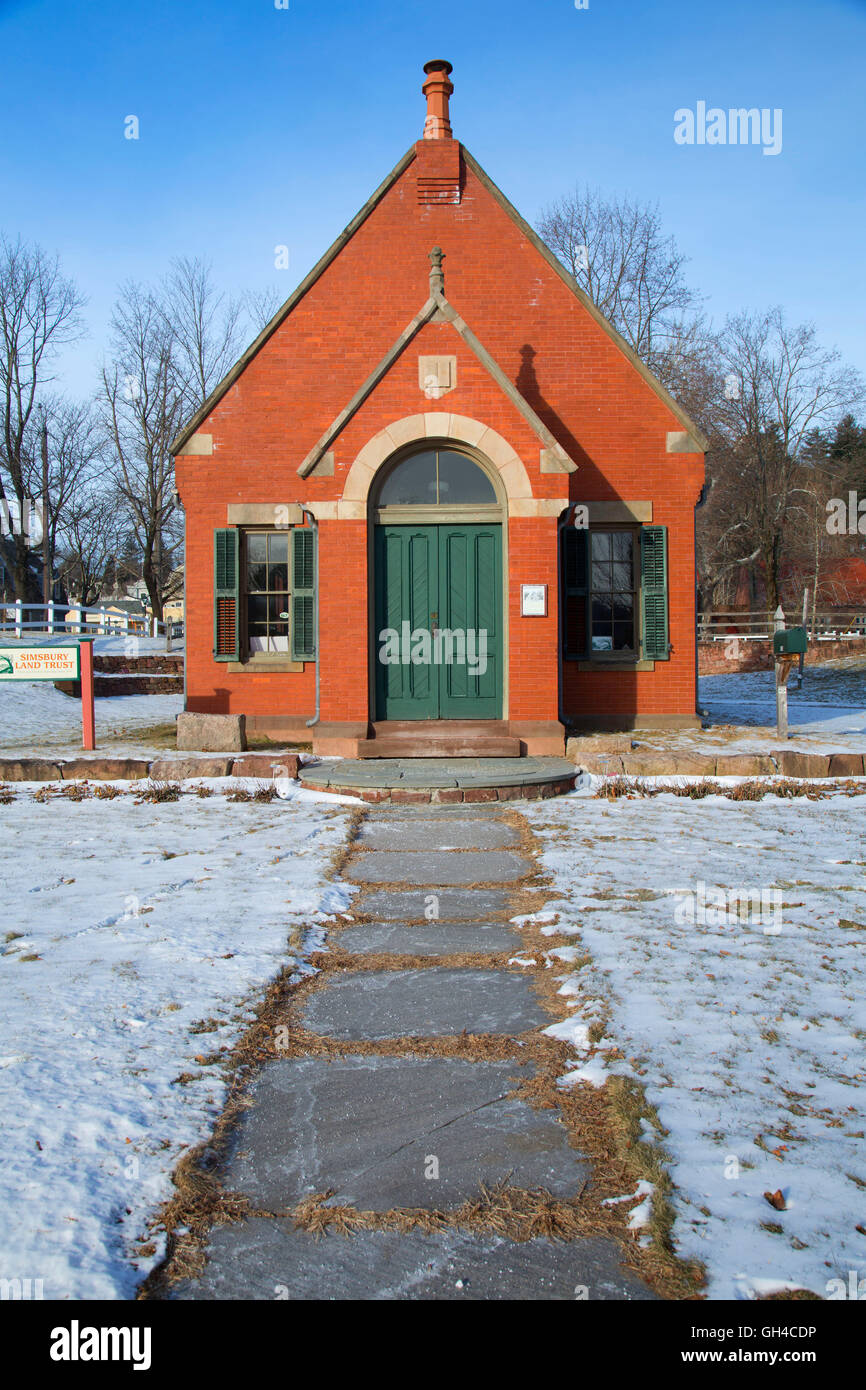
left=422, top=60, right=454, bottom=140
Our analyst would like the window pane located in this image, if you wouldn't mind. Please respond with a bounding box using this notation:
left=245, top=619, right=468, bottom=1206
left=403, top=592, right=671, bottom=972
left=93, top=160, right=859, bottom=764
left=611, top=533, right=633, bottom=562
left=591, top=634, right=613, bottom=651
left=247, top=562, right=267, bottom=591
left=269, top=596, right=290, bottom=624
left=378, top=451, right=438, bottom=504
left=591, top=562, right=611, bottom=591
left=612, top=594, right=634, bottom=622
left=591, top=532, right=612, bottom=561
left=248, top=595, right=267, bottom=625
left=612, top=560, right=633, bottom=590
left=268, top=562, right=288, bottom=592
left=435, top=451, right=497, bottom=503
left=268, top=534, right=288, bottom=564
left=247, top=534, right=267, bottom=564
left=591, top=597, right=612, bottom=628
left=613, top=622, right=635, bottom=651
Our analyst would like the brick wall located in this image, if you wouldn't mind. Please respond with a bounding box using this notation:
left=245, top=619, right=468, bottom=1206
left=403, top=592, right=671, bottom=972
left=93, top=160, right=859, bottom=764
left=177, top=140, right=704, bottom=726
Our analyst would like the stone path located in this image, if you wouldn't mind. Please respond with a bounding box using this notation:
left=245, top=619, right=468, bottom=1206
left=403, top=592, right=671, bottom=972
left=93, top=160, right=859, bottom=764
left=173, top=804, right=656, bottom=1301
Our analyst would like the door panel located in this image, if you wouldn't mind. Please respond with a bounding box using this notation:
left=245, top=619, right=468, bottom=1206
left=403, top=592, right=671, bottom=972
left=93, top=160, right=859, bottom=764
left=438, top=525, right=502, bottom=718
left=374, top=523, right=502, bottom=720
left=374, top=526, right=438, bottom=719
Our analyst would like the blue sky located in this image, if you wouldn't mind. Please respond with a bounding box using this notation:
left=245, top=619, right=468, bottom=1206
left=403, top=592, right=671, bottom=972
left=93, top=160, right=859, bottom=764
left=1, top=0, right=864, bottom=400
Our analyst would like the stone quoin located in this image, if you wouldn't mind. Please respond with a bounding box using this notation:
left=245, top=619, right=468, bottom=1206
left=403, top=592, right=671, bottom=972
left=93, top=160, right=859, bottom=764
left=172, top=60, right=707, bottom=757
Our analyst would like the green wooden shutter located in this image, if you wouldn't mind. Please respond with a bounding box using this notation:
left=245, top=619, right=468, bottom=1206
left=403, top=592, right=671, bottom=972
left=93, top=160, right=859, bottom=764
left=561, top=526, right=589, bottom=660
left=213, top=528, right=239, bottom=661
left=291, top=527, right=316, bottom=661
left=640, top=525, right=669, bottom=660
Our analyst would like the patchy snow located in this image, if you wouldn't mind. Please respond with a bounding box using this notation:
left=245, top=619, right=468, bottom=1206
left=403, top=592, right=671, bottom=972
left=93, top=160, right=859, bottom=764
left=526, top=789, right=866, bottom=1300
left=673, top=663, right=866, bottom=755
left=0, top=635, right=182, bottom=656
left=0, top=680, right=184, bottom=757
left=0, top=781, right=353, bottom=1299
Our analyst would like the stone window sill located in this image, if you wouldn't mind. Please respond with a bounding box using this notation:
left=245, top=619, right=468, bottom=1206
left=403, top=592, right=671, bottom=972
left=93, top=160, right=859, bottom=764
left=575, top=659, right=655, bottom=672
left=227, top=658, right=305, bottom=673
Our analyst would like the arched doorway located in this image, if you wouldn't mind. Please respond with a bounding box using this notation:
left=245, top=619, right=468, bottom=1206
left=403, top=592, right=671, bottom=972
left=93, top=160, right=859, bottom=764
left=370, top=443, right=505, bottom=721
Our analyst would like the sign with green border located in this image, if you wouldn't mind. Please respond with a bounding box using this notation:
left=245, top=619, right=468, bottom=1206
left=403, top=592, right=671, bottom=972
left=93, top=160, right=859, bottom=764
left=0, top=646, right=81, bottom=681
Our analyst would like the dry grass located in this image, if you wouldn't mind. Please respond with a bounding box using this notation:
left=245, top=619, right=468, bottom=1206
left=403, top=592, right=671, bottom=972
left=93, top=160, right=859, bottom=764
left=137, top=780, right=182, bottom=804
left=140, top=800, right=705, bottom=1302
left=595, top=775, right=863, bottom=802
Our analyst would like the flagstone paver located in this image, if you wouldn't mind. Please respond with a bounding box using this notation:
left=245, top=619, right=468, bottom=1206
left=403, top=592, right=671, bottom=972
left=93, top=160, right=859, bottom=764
left=299, top=967, right=547, bottom=1039
left=334, top=920, right=520, bottom=955
left=356, top=817, right=520, bottom=850
left=346, top=849, right=528, bottom=884
left=172, top=802, right=655, bottom=1301
left=175, top=1222, right=656, bottom=1301
left=216, top=1057, right=587, bottom=1210
left=358, top=887, right=511, bottom=919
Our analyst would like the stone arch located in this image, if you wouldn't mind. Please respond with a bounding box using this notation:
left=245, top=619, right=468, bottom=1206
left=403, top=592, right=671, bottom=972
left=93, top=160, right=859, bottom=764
left=341, top=413, right=533, bottom=505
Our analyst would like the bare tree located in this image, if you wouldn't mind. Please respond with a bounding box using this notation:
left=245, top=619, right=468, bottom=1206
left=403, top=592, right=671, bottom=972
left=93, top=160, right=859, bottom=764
left=164, top=256, right=243, bottom=410
left=100, top=283, right=184, bottom=622
left=242, top=285, right=284, bottom=335
left=701, top=308, right=863, bottom=613
left=0, top=236, right=84, bottom=598
left=57, top=482, right=121, bottom=607
left=537, top=187, right=701, bottom=371
left=18, top=397, right=104, bottom=592
left=100, top=259, right=244, bottom=621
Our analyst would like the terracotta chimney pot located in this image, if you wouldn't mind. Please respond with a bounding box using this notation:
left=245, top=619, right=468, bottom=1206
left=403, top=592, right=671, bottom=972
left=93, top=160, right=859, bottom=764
left=422, top=60, right=454, bottom=140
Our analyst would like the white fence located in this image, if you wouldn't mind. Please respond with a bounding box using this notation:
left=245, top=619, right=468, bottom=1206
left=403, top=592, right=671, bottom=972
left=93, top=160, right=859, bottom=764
left=0, top=601, right=183, bottom=650
left=699, top=607, right=866, bottom=642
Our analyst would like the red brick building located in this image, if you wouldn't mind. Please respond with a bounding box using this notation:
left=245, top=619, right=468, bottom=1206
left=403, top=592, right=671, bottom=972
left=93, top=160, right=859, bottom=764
left=173, top=61, right=706, bottom=757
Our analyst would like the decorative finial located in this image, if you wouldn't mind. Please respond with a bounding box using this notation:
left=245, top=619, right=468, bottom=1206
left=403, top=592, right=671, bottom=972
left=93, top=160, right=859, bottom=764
left=429, top=246, right=445, bottom=297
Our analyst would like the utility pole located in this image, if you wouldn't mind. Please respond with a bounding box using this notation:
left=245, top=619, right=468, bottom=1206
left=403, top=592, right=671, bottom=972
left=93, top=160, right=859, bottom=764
left=41, top=409, right=50, bottom=608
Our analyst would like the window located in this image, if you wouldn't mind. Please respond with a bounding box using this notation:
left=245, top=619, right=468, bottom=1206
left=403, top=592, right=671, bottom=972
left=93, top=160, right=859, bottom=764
left=377, top=448, right=497, bottom=506
left=245, top=532, right=289, bottom=653
left=213, top=527, right=316, bottom=663
left=589, top=531, right=636, bottom=654
left=561, top=524, right=670, bottom=662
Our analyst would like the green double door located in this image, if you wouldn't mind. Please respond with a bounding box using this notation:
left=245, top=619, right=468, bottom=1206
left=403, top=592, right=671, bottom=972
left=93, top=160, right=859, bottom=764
left=374, top=523, right=503, bottom=720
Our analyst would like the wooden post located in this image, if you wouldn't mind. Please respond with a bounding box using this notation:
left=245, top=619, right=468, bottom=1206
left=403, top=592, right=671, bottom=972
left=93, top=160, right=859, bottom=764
left=775, top=654, right=796, bottom=741
left=80, top=639, right=96, bottom=750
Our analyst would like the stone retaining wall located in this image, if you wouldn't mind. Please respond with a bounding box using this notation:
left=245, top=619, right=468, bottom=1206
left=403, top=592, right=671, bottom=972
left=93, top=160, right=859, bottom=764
left=569, top=747, right=864, bottom=778
left=698, top=637, right=864, bottom=674
left=0, top=752, right=299, bottom=782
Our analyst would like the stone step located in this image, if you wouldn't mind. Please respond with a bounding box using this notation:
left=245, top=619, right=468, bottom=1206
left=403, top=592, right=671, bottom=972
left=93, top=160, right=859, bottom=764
left=357, top=735, right=521, bottom=758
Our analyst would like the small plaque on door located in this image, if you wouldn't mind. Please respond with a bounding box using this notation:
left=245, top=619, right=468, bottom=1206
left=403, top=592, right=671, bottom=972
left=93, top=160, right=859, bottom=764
left=521, top=584, right=547, bottom=616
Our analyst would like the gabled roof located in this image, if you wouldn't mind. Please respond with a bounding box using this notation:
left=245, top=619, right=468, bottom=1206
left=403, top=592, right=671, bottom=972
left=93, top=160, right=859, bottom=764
left=171, top=144, right=707, bottom=457
left=296, top=279, right=577, bottom=477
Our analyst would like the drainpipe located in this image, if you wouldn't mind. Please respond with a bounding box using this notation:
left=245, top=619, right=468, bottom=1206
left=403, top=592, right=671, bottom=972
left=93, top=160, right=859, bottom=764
left=302, top=507, right=320, bottom=728
left=694, top=480, right=710, bottom=719
left=556, top=510, right=566, bottom=730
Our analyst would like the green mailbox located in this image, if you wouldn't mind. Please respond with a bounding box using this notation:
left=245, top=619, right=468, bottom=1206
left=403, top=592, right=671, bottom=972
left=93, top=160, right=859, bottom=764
left=773, top=627, right=807, bottom=656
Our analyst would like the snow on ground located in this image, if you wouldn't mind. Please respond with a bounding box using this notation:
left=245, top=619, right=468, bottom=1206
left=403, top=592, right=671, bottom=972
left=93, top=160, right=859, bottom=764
left=0, top=681, right=184, bottom=756
left=0, top=635, right=182, bottom=656
left=0, top=780, right=354, bottom=1299
left=524, top=789, right=866, bottom=1300
left=680, top=662, right=866, bottom=755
